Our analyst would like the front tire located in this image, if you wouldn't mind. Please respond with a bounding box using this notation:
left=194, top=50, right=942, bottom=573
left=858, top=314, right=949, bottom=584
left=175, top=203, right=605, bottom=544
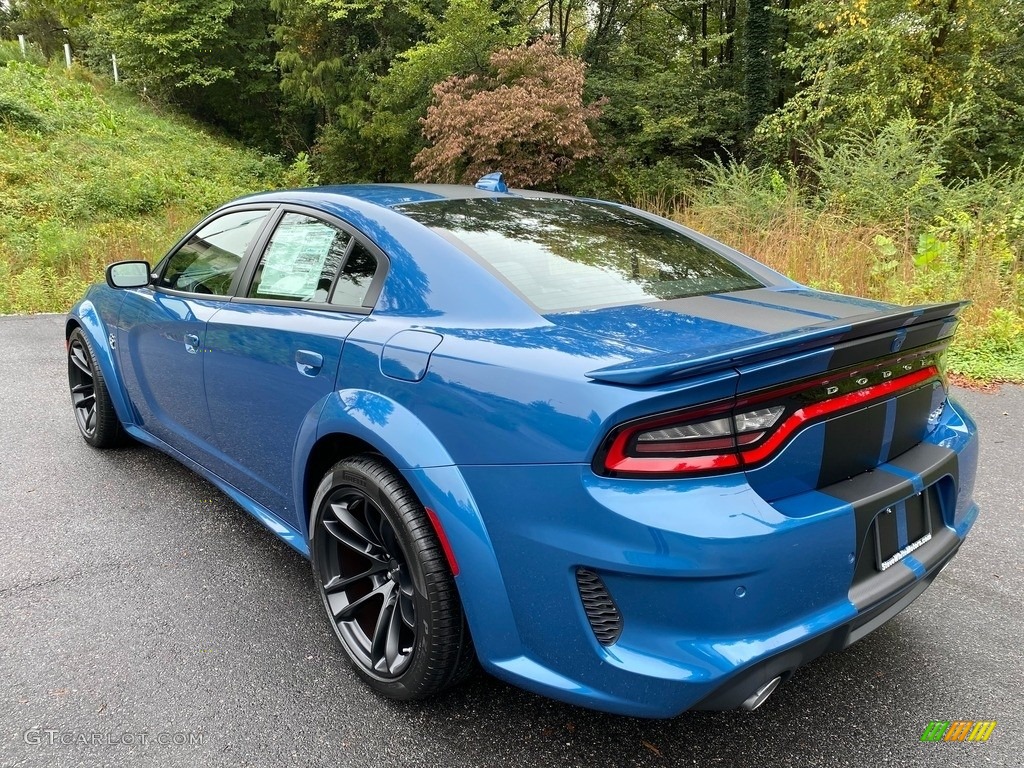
left=310, top=455, right=474, bottom=700
left=67, top=328, right=126, bottom=448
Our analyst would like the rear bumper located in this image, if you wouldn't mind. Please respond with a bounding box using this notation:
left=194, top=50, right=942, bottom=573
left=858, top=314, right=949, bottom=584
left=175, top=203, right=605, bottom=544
left=415, top=398, right=978, bottom=718
left=692, top=532, right=962, bottom=710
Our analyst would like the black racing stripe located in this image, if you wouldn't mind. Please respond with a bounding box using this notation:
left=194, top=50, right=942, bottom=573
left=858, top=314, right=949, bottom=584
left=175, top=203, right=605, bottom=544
left=817, top=402, right=888, bottom=488
left=913, top=302, right=969, bottom=324
left=915, top=527, right=959, bottom=572
left=821, top=468, right=917, bottom=609
left=654, top=295, right=824, bottom=333
left=818, top=441, right=960, bottom=609
left=887, top=384, right=938, bottom=461
left=823, top=467, right=917, bottom=606
left=849, top=556, right=918, bottom=609
left=829, top=337, right=900, bottom=368
left=835, top=315, right=957, bottom=346
left=710, top=290, right=840, bottom=319
left=888, top=441, right=958, bottom=487
left=848, top=487, right=953, bottom=610
left=903, top=318, right=958, bottom=348
left=828, top=318, right=956, bottom=368
left=820, top=442, right=957, bottom=516
left=822, top=468, right=915, bottom=522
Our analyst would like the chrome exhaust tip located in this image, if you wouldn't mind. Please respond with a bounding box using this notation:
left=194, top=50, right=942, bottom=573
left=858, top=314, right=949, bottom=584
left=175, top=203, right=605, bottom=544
left=740, top=675, right=782, bottom=711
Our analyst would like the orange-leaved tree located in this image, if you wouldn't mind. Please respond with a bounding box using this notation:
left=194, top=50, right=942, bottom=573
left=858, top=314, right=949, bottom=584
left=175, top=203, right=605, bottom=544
left=413, top=37, right=602, bottom=188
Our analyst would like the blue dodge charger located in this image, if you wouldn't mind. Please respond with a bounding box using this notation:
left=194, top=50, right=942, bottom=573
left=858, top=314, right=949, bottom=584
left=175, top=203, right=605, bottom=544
left=66, top=178, right=979, bottom=717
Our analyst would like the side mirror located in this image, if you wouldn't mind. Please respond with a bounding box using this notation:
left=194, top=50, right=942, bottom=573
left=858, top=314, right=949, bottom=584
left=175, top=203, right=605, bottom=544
left=106, top=261, right=151, bottom=289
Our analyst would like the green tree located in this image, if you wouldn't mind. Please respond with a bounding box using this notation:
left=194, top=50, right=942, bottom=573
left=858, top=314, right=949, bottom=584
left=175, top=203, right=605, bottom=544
left=273, top=0, right=429, bottom=180
left=762, top=0, right=1024, bottom=172
left=273, top=0, right=528, bottom=181
left=362, top=0, right=527, bottom=181
left=86, top=0, right=282, bottom=148
left=744, top=0, right=774, bottom=129
left=581, top=0, right=748, bottom=192
left=7, top=0, right=98, bottom=57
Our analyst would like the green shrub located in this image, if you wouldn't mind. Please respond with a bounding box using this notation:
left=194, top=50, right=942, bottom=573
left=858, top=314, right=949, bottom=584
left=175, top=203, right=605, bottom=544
left=0, top=92, right=49, bottom=131
left=281, top=152, right=319, bottom=188
left=690, top=159, right=802, bottom=229
left=802, top=116, right=955, bottom=227
left=948, top=309, right=1024, bottom=381
left=646, top=142, right=1023, bottom=383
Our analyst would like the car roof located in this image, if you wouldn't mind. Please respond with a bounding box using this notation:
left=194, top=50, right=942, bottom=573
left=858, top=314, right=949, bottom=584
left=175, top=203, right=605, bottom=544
left=234, top=183, right=571, bottom=212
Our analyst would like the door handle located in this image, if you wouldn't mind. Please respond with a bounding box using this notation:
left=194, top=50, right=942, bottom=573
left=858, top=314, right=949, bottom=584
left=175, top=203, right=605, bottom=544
left=184, top=333, right=200, bottom=354
left=295, top=349, right=324, bottom=377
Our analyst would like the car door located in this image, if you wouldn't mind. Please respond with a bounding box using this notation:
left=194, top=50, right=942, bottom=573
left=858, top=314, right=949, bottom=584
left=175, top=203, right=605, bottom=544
left=117, top=206, right=274, bottom=462
left=202, top=208, right=385, bottom=523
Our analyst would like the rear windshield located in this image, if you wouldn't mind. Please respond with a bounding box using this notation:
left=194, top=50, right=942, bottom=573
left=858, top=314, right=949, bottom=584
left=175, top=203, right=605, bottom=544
left=397, top=198, right=763, bottom=312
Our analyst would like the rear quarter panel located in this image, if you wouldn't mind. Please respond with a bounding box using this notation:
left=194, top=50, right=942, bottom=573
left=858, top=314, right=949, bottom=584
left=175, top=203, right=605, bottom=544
left=338, top=315, right=743, bottom=466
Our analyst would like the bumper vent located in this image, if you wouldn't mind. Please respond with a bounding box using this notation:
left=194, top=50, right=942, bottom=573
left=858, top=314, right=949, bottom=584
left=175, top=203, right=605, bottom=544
left=576, top=568, right=622, bottom=646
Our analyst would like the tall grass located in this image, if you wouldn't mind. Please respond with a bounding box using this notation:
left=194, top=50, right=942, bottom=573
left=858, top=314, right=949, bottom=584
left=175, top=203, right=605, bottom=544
left=664, top=201, right=1023, bottom=381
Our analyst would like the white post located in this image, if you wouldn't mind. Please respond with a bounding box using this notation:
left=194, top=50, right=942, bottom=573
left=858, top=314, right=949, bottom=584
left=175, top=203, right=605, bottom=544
left=18, top=34, right=26, bottom=57
left=64, top=43, right=72, bottom=69
left=111, top=53, right=119, bottom=84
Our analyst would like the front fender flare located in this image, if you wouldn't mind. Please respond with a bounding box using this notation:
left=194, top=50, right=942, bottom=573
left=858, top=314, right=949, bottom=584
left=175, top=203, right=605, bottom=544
left=67, top=301, right=134, bottom=427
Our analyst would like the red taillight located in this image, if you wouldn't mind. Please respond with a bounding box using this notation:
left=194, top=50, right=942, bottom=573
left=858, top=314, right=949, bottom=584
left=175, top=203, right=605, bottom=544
left=596, top=361, right=941, bottom=478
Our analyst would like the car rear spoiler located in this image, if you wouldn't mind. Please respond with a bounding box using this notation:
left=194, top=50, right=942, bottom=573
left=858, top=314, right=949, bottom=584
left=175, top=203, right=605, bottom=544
left=584, top=301, right=968, bottom=386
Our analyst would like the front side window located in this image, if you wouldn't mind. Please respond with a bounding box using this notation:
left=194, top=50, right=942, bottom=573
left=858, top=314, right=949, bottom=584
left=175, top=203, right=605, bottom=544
left=158, top=209, right=269, bottom=295
left=397, top=198, right=764, bottom=312
left=248, top=213, right=351, bottom=303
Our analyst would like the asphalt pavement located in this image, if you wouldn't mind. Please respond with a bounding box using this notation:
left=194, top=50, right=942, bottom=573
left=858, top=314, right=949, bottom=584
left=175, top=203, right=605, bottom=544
left=0, top=313, right=1020, bottom=768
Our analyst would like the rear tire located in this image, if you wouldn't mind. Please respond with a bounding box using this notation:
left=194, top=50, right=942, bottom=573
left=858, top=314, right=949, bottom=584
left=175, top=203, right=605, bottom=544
left=67, top=328, right=126, bottom=448
left=311, top=455, right=475, bottom=700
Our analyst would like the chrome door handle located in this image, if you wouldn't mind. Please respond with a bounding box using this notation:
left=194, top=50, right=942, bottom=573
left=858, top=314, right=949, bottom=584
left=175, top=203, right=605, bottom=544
left=295, top=349, right=324, bottom=377
left=184, top=333, right=200, bottom=354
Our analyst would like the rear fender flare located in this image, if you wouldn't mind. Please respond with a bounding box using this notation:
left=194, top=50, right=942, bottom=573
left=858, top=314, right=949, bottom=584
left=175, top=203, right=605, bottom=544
left=298, top=389, right=525, bottom=659
left=293, top=389, right=458, bottom=529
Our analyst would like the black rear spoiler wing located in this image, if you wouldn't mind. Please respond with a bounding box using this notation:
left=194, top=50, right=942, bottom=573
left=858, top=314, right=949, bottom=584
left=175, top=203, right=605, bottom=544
left=585, top=302, right=968, bottom=386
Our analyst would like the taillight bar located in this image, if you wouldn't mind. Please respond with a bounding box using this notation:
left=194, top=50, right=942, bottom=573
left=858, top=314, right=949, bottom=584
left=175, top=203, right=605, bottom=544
left=738, top=366, right=937, bottom=464
left=596, top=360, right=942, bottom=478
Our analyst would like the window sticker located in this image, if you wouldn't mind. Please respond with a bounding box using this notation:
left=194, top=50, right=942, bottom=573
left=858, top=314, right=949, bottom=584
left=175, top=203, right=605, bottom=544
left=256, top=223, right=338, bottom=299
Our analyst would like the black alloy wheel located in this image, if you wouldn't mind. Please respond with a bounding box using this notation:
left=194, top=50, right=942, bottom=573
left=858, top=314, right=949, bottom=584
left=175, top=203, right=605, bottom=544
left=320, top=485, right=417, bottom=677
left=311, top=455, right=474, bottom=699
left=67, top=328, right=125, bottom=448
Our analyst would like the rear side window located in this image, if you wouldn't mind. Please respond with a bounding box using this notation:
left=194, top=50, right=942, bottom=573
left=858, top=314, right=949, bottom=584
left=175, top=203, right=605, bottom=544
left=397, top=198, right=764, bottom=312
left=330, top=242, right=378, bottom=307
left=245, top=213, right=380, bottom=307
left=248, top=213, right=351, bottom=303
left=158, top=209, right=269, bottom=295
